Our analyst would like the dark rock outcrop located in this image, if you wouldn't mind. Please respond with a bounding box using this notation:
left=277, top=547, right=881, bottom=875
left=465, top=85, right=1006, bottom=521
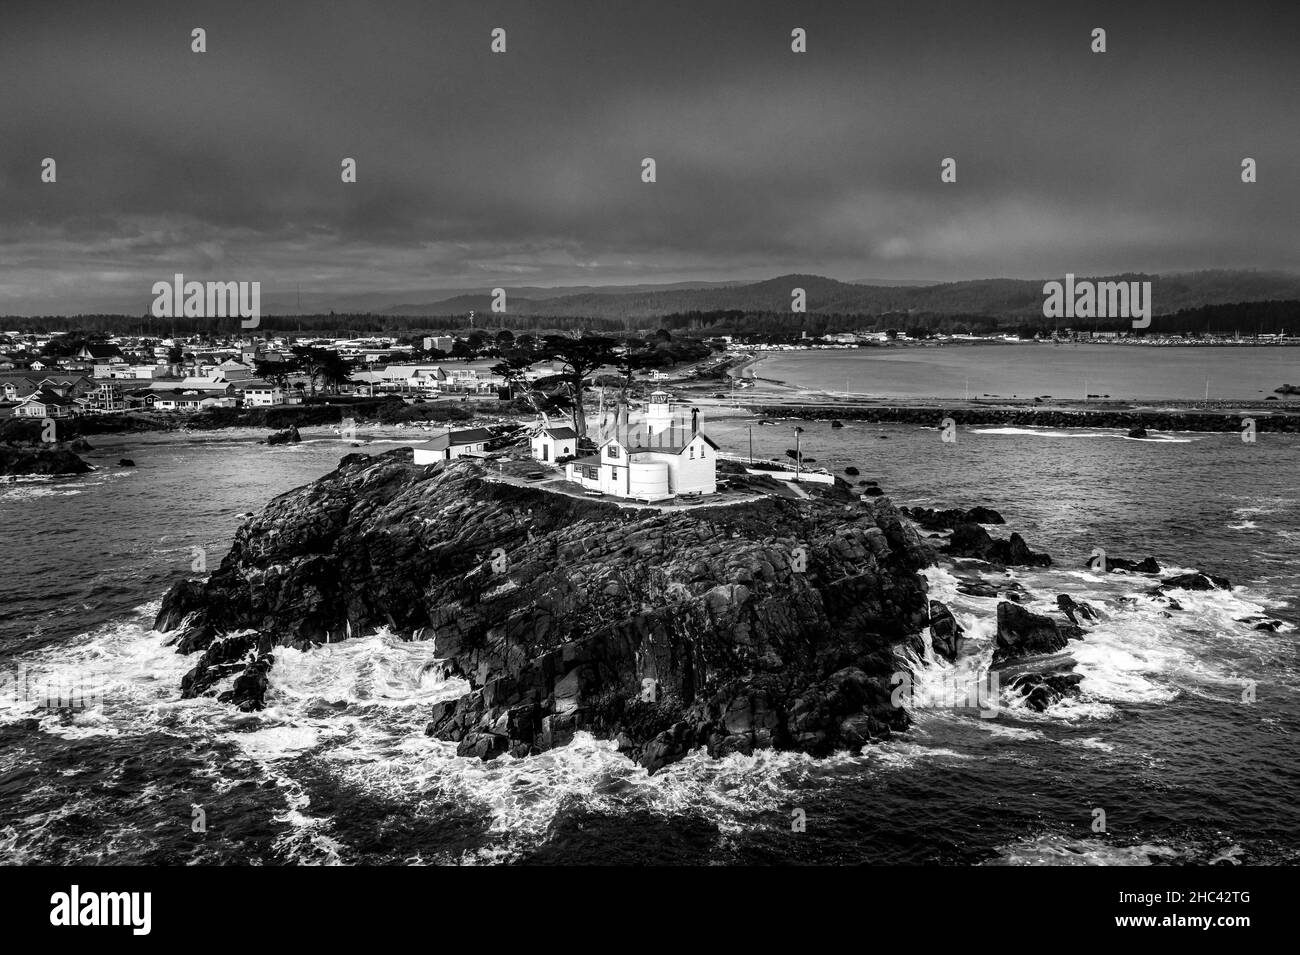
left=1103, top=555, right=1161, bottom=573
left=945, top=523, right=1051, bottom=567
left=902, top=506, right=1005, bottom=531
left=266, top=425, right=302, bottom=446
left=1056, top=594, right=1100, bottom=625
left=992, top=601, right=1084, bottom=664
left=1127, top=427, right=1149, bottom=439
left=1160, top=572, right=1231, bottom=591
left=155, top=450, right=937, bottom=773
left=927, top=600, right=963, bottom=662
left=1006, top=670, right=1084, bottom=712
left=0, top=445, right=94, bottom=476
left=118, top=458, right=136, bottom=467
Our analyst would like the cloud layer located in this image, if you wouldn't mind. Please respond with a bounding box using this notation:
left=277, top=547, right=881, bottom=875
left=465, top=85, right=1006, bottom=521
left=2, top=0, right=1297, bottom=314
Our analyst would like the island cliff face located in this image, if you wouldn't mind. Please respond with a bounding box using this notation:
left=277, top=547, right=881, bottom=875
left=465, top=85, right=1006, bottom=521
left=155, top=449, right=936, bottom=772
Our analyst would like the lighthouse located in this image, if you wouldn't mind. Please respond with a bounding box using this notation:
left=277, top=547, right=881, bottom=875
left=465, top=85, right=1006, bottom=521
left=645, top=390, right=674, bottom=435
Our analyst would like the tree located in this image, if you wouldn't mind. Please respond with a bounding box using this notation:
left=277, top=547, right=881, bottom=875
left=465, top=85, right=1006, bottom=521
left=290, top=345, right=334, bottom=395
left=319, top=352, right=356, bottom=394
left=490, top=346, right=542, bottom=414
left=254, top=358, right=291, bottom=390
left=542, top=335, right=619, bottom=437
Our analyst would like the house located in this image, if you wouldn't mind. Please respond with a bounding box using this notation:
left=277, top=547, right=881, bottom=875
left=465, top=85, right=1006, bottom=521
left=237, top=380, right=284, bottom=406
left=0, top=376, right=39, bottom=402
left=218, top=358, right=256, bottom=382
left=12, top=388, right=79, bottom=418
left=28, top=357, right=62, bottom=372
left=530, top=425, right=578, bottom=463
left=412, top=427, right=495, bottom=464
left=87, top=381, right=127, bottom=413
left=565, top=400, right=718, bottom=500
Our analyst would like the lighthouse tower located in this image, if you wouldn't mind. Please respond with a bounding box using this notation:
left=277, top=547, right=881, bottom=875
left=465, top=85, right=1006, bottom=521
left=645, top=390, right=674, bottom=435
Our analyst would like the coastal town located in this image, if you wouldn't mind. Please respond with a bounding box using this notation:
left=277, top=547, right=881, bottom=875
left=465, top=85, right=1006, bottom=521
left=2, top=322, right=1295, bottom=424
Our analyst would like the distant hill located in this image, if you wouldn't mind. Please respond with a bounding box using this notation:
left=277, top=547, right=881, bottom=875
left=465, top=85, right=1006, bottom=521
left=372, top=270, right=1300, bottom=322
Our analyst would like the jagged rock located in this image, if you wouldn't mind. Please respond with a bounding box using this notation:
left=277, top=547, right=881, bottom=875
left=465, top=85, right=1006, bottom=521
left=1103, top=555, right=1161, bottom=573
left=927, top=600, right=963, bottom=661
left=946, top=523, right=1051, bottom=567
left=1007, top=671, right=1084, bottom=711
left=1127, top=427, right=1149, bottom=439
left=217, top=653, right=273, bottom=711
left=118, top=458, right=136, bottom=467
left=155, top=449, right=937, bottom=774
left=901, top=506, right=1005, bottom=531
left=0, top=446, right=93, bottom=476
left=993, top=601, right=1083, bottom=664
left=1056, top=594, right=1100, bottom=625
left=266, top=425, right=302, bottom=446
left=1160, top=572, right=1231, bottom=591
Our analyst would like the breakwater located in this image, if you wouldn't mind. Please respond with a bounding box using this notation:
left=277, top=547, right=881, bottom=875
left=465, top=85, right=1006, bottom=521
left=745, top=404, right=1300, bottom=432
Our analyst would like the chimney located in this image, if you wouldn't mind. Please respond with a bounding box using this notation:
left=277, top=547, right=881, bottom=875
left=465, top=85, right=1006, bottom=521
left=691, top=407, right=699, bottom=434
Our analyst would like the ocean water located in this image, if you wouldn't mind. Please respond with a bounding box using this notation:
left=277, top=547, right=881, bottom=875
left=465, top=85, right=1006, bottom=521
left=1, top=417, right=1297, bottom=865
left=754, top=343, right=1300, bottom=402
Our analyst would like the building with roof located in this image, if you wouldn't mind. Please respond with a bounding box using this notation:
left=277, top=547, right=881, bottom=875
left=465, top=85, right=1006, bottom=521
left=413, top=427, right=495, bottom=464
left=529, top=425, right=578, bottom=463
left=237, top=380, right=285, bottom=406
left=565, top=398, right=717, bottom=500
left=12, top=388, right=80, bottom=418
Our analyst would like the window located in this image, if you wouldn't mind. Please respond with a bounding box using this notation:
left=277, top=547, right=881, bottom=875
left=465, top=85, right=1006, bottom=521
left=607, top=444, right=619, bottom=459
left=689, top=446, right=695, bottom=459
left=700, top=445, right=706, bottom=458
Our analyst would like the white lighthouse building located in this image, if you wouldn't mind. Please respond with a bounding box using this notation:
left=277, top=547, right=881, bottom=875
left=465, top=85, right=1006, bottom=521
left=565, top=395, right=717, bottom=501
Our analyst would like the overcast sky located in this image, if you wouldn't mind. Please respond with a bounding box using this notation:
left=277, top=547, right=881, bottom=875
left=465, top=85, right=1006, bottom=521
left=2, top=0, right=1297, bottom=314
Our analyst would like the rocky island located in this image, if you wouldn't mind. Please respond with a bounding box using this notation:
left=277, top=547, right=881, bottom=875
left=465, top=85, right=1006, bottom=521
left=156, top=448, right=952, bottom=772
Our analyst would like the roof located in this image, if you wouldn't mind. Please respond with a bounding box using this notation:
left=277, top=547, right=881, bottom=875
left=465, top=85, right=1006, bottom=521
left=418, top=427, right=495, bottom=452
left=568, top=455, right=602, bottom=468
left=80, top=343, right=122, bottom=359
left=602, top=430, right=720, bottom=456
left=540, top=426, right=578, bottom=439
left=19, top=388, right=74, bottom=406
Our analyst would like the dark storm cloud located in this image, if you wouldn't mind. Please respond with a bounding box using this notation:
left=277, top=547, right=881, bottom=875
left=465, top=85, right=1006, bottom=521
left=1, top=0, right=1297, bottom=313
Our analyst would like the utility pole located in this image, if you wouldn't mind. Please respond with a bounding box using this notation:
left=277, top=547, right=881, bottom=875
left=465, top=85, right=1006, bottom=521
left=748, top=424, right=753, bottom=465
left=795, top=426, right=804, bottom=480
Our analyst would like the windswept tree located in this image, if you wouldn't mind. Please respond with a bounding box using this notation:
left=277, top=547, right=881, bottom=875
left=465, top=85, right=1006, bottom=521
left=289, top=345, right=336, bottom=395
left=490, top=346, right=542, bottom=413
left=319, top=351, right=357, bottom=394
left=542, top=335, right=619, bottom=437
left=253, top=358, right=292, bottom=390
